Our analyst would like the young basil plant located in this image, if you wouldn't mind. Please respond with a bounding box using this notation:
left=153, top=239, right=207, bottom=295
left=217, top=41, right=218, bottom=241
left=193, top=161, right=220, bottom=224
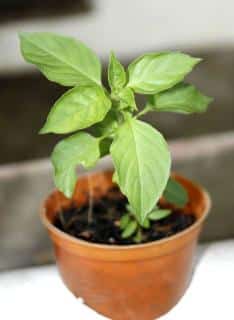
left=19, top=32, right=212, bottom=231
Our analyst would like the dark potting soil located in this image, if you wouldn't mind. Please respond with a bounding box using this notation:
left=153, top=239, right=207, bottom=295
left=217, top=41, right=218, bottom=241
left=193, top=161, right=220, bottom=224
left=54, top=186, right=196, bottom=245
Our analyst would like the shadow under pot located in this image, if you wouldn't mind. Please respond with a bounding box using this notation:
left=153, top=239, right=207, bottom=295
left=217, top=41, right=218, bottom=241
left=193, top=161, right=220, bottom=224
left=40, top=170, right=210, bottom=320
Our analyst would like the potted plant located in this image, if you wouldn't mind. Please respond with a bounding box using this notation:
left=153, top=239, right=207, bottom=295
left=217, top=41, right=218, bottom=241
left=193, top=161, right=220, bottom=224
left=19, top=32, right=212, bottom=320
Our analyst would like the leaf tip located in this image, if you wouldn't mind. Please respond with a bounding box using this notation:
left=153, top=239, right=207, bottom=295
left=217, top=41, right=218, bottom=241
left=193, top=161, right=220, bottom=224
left=57, top=183, right=74, bottom=199
left=199, top=95, right=214, bottom=113
left=193, top=56, right=203, bottom=65
left=64, top=189, right=73, bottom=199
left=18, top=32, right=34, bottom=44
left=39, top=125, right=50, bottom=135
left=18, top=31, right=27, bottom=39
left=109, top=50, right=115, bottom=58
left=207, top=95, right=214, bottom=104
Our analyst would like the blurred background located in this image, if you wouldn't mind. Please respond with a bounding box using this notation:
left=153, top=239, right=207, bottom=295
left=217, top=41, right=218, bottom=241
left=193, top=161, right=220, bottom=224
left=0, top=0, right=234, bottom=271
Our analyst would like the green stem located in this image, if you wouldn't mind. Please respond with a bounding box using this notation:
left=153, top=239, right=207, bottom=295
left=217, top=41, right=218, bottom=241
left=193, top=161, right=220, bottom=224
left=135, top=105, right=151, bottom=119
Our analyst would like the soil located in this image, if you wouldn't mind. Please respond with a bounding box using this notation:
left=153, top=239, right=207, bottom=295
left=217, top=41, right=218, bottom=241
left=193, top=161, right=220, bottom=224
left=54, top=186, right=196, bottom=245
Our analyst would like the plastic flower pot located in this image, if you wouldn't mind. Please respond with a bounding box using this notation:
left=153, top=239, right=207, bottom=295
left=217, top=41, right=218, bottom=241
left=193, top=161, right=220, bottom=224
left=41, top=170, right=210, bottom=320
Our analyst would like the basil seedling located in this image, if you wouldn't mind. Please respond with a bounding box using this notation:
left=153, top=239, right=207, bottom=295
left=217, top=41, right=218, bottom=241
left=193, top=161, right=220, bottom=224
left=19, top=32, right=212, bottom=232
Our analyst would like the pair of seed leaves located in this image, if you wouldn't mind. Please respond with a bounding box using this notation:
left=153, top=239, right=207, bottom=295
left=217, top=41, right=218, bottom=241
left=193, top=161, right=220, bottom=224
left=19, top=32, right=212, bottom=225
left=120, top=204, right=172, bottom=240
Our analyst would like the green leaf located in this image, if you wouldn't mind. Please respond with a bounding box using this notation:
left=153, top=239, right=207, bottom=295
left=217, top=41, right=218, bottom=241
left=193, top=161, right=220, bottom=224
left=108, top=52, right=126, bottom=91
left=133, top=229, right=142, bottom=243
left=147, top=83, right=213, bottom=114
left=120, top=214, right=131, bottom=230
left=126, top=204, right=134, bottom=213
left=148, top=209, right=171, bottom=221
left=121, top=220, right=138, bottom=238
left=40, top=85, right=111, bottom=134
left=163, top=177, right=189, bottom=207
left=51, top=132, right=100, bottom=198
left=99, top=138, right=112, bottom=157
left=117, top=87, right=137, bottom=110
left=142, top=218, right=150, bottom=229
left=127, top=52, right=201, bottom=94
left=92, top=110, right=118, bottom=136
left=126, top=204, right=150, bottom=228
left=110, top=118, right=171, bottom=224
left=19, top=32, right=101, bottom=86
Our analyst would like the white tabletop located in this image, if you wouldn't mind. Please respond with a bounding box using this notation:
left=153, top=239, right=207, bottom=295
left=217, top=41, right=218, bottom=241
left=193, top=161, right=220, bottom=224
left=0, top=240, right=233, bottom=320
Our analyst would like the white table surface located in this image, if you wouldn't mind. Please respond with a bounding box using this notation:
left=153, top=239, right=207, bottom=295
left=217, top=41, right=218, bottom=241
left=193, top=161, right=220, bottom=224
left=0, top=240, right=233, bottom=320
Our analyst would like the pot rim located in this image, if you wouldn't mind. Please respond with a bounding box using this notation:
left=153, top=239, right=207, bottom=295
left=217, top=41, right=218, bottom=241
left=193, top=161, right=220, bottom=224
left=40, top=171, right=211, bottom=252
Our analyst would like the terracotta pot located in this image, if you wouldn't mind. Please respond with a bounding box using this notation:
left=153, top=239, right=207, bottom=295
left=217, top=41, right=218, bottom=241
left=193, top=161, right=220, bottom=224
left=41, top=170, right=210, bottom=320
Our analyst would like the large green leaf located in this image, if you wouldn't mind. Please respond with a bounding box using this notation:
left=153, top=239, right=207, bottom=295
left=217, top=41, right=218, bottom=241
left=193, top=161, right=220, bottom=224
left=51, top=132, right=100, bottom=198
left=40, top=85, right=111, bottom=134
left=147, top=83, right=213, bottom=114
left=110, top=118, right=171, bottom=224
left=163, top=177, right=188, bottom=207
left=108, top=52, right=126, bottom=91
left=127, top=52, right=200, bottom=94
left=19, top=32, right=101, bottom=86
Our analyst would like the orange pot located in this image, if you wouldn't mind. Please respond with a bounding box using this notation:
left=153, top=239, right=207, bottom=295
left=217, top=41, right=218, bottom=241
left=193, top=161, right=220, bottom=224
left=41, top=171, right=210, bottom=320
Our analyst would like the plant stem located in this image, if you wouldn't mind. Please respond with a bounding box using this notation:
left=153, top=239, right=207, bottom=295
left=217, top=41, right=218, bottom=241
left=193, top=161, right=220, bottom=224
left=135, top=105, right=151, bottom=119
left=87, top=174, right=94, bottom=224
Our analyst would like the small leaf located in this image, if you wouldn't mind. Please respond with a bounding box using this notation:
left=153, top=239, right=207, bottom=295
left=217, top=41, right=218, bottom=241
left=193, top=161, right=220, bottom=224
left=108, top=52, right=126, bottom=90
left=126, top=204, right=134, bottom=213
left=142, top=218, right=150, bottom=229
left=110, top=118, right=171, bottom=224
left=121, top=220, right=138, bottom=238
left=148, top=209, right=171, bottom=221
left=133, top=229, right=142, bottom=243
left=120, top=214, right=131, bottom=230
left=163, top=177, right=189, bottom=207
left=147, top=83, right=213, bottom=114
left=40, top=85, right=111, bottom=134
left=19, top=32, right=101, bottom=86
left=117, top=87, right=137, bottom=110
left=51, top=132, right=100, bottom=198
left=127, top=52, right=201, bottom=94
